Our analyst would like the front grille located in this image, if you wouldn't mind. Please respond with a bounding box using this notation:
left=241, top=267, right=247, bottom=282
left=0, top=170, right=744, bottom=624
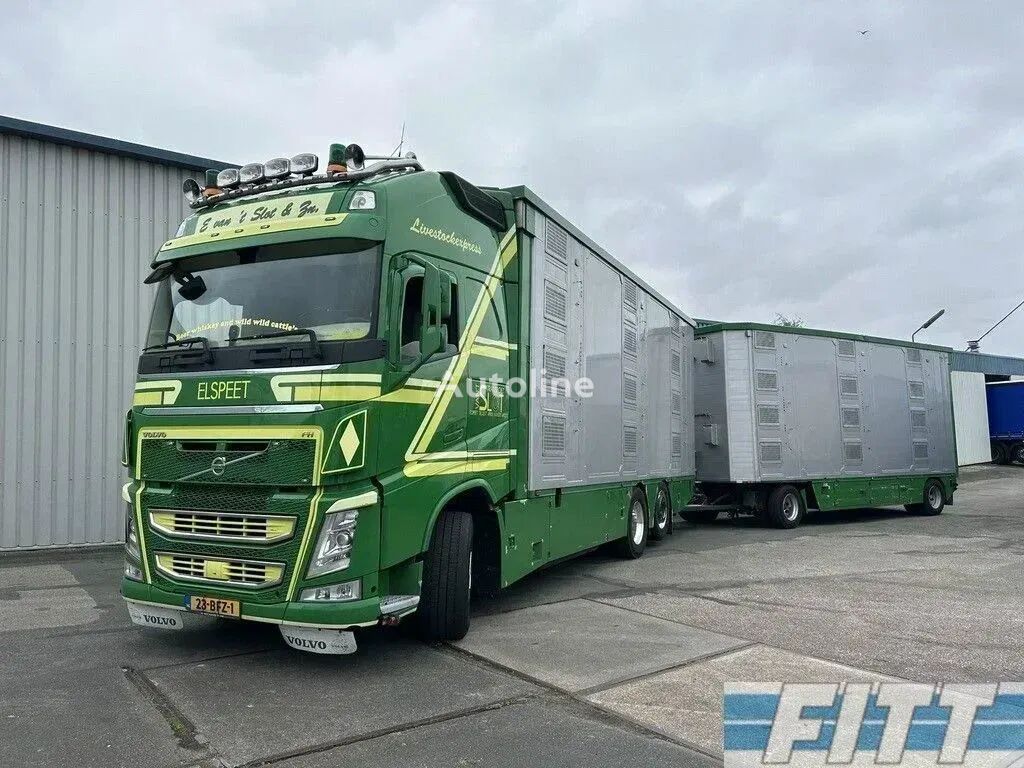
left=155, top=553, right=284, bottom=589
left=150, top=510, right=296, bottom=544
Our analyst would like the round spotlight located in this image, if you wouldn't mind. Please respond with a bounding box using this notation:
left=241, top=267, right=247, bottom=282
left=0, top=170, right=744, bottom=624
left=345, top=144, right=366, bottom=171
left=183, top=178, right=201, bottom=204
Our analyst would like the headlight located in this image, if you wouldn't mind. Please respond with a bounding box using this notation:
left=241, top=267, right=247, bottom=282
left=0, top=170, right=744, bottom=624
left=299, top=580, right=361, bottom=602
left=348, top=190, right=376, bottom=210
left=125, top=504, right=141, bottom=561
left=307, top=510, right=358, bottom=578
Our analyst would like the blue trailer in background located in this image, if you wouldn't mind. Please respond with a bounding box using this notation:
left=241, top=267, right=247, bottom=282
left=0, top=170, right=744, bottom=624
left=987, top=381, right=1024, bottom=464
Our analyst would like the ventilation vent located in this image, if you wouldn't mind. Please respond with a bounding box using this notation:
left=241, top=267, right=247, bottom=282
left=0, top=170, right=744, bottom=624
left=671, top=349, right=681, bottom=374
left=840, top=376, right=859, bottom=397
left=623, top=374, right=638, bottom=405
left=844, top=442, right=863, bottom=462
left=543, top=347, right=567, bottom=380
left=543, top=281, right=567, bottom=324
left=623, top=326, right=638, bottom=356
left=541, top=415, right=566, bottom=456
left=841, top=407, right=861, bottom=428
left=913, top=441, right=929, bottom=459
left=702, top=424, right=719, bottom=447
left=756, top=371, right=779, bottom=391
left=671, top=315, right=681, bottom=330
left=911, top=409, right=927, bottom=428
left=907, top=348, right=923, bottom=364
left=837, top=339, right=856, bottom=357
left=908, top=381, right=925, bottom=399
left=759, top=441, right=782, bottom=463
left=545, top=221, right=568, bottom=261
left=623, top=280, right=638, bottom=310
left=754, top=331, right=776, bottom=349
left=671, top=392, right=681, bottom=414
left=672, top=432, right=683, bottom=456
left=623, top=426, right=638, bottom=455
left=758, top=405, right=781, bottom=425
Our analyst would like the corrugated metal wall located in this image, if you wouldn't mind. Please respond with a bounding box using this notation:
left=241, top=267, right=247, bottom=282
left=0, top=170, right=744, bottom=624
left=951, top=371, right=992, bottom=466
left=0, top=133, right=200, bottom=549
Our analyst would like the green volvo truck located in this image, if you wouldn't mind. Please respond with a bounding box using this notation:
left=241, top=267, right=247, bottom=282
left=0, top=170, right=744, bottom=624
left=121, top=145, right=696, bottom=654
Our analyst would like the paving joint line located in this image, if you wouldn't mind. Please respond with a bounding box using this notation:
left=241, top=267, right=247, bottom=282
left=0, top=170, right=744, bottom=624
left=122, top=665, right=210, bottom=755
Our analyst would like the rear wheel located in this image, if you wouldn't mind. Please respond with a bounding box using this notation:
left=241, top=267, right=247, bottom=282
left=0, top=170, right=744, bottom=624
left=417, top=509, right=473, bottom=642
left=1011, top=443, right=1024, bottom=464
left=906, top=479, right=945, bottom=516
left=766, top=485, right=805, bottom=529
left=650, top=483, right=671, bottom=541
left=992, top=441, right=1008, bottom=465
left=615, top=487, right=648, bottom=559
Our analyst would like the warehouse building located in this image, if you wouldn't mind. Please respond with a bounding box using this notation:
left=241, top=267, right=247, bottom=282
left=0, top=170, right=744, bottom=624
left=0, top=115, right=229, bottom=550
left=950, top=351, right=1024, bottom=465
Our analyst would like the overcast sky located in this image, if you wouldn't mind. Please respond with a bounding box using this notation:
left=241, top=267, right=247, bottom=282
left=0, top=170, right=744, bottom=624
left=3, top=2, right=1023, bottom=354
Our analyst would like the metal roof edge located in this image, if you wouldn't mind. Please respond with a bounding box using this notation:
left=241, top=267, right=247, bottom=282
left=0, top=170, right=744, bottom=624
left=950, top=350, right=1024, bottom=376
left=0, top=114, right=234, bottom=171
left=502, top=185, right=697, bottom=328
left=695, top=321, right=952, bottom=353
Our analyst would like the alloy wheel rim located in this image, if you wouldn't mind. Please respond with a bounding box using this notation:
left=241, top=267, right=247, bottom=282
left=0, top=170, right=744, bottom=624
left=782, top=493, right=799, bottom=520
left=630, top=501, right=645, bottom=545
left=928, top=486, right=942, bottom=508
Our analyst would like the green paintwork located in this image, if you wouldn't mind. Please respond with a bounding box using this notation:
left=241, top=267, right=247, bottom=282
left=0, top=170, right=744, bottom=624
left=122, top=169, right=693, bottom=633
left=810, top=473, right=957, bottom=511
left=695, top=322, right=952, bottom=353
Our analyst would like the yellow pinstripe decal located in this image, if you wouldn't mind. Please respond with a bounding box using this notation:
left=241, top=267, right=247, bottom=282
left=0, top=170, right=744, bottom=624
left=133, top=482, right=151, bottom=582
left=402, top=457, right=510, bottom=478
left=287, top=487, right=324, bottom=600
left=470, top=343, right=509, bottom=360
left=134, top=380, right=181, bottom=406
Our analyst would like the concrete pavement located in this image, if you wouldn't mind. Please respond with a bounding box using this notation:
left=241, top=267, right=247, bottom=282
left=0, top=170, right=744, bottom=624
left=0, top=463, right=1021, bottom=767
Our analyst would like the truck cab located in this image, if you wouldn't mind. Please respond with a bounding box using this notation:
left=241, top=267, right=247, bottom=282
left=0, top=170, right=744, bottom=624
left=122, top=147, right=518, bottom=653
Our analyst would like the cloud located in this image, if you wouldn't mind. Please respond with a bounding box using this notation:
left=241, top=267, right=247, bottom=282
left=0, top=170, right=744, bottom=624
left=3, top=0, right=1023, bottom=353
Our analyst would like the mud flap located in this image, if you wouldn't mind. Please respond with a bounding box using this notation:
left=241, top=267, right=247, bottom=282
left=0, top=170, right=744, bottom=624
left=126, top=601, right=186, bottom=630
left=280, top=626, right=357, bottom=655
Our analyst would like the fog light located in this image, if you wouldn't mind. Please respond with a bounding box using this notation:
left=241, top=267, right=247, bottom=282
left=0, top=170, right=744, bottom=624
left=124, top=561, right=143, bottom=581
left=264, top=157, right=291, bottom=179
left=291, top=153, right=318, bottom=175
left=240, top=163, right=265, bottom=184
left=299, top=580, right=361, bottom=602
left=217, top=168, right=241, bottom=188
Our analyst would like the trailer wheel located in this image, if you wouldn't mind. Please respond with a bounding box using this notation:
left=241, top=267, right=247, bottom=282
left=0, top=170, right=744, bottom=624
left=906, top=479, right=945, bottom=516
left=650, top=483, right=671, bottom=541
left=766, top=485, right=805, bottom=529
left=1011, top=443, right=1024, bottom=464
left=615, top=487, right=648, bottom=559
left=417, top=509, right=473, bottom=642
left=991, top=442, right=1008, bottom=465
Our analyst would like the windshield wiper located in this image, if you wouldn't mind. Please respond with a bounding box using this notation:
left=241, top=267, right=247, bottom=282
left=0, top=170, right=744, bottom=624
left=143, top=336, right=214, bottom=366
left=239, top=328, right=323, bottom=362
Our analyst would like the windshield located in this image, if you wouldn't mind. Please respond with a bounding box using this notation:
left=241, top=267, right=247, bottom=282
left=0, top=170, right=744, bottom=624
left=145, top=242, right=380, bottom=349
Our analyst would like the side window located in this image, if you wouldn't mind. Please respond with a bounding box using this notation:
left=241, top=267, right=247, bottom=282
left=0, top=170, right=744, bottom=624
left=465, top=276, right=505, bottom=341
left=400, top=275, right=423, bottom=352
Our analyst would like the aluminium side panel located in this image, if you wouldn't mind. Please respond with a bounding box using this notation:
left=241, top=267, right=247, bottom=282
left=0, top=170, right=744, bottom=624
left=950, top=372, right=991, bottom=465
left=525, top=202, right=694, bottom=490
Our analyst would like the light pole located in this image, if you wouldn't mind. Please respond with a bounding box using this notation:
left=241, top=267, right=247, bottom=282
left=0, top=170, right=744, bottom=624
left=912, top=309, right=945, bottom=342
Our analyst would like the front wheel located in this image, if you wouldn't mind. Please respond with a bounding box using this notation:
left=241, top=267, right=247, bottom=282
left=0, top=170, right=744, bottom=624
left=906, top=479, right=945, bottom=516
left=615, top=487, right=648, bottom=559
left=417, top=509, right=473, bottom=642
left=766, top=485, right=805, bottom=529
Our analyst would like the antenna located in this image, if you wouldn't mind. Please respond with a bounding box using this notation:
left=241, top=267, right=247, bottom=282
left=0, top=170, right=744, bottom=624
left=390, top=122, right=406, bottom=159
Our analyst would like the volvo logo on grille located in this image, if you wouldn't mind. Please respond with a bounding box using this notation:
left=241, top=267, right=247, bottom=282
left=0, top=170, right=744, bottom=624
left=210, top=456, right=227, bottom=476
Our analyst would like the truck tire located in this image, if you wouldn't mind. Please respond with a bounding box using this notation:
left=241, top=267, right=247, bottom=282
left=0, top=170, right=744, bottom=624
left=906, top=479, right=945, bottom=516
left=766, top=485, right=805, bottom=529
left=1012, top=443, right=1024, bottom=464
left=681, top=509, right=719, bottom=524
left=615, top=487, right=648, bottom=559
left=417, top=509, right=473, bottom=642
left=650, top=483, right=671, bottom=541
left=992, top=442, right=1007, bottom=465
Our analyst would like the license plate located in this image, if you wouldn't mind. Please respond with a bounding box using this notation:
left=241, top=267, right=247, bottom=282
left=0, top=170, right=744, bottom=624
left=187, top=595, right=240, bottom=618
